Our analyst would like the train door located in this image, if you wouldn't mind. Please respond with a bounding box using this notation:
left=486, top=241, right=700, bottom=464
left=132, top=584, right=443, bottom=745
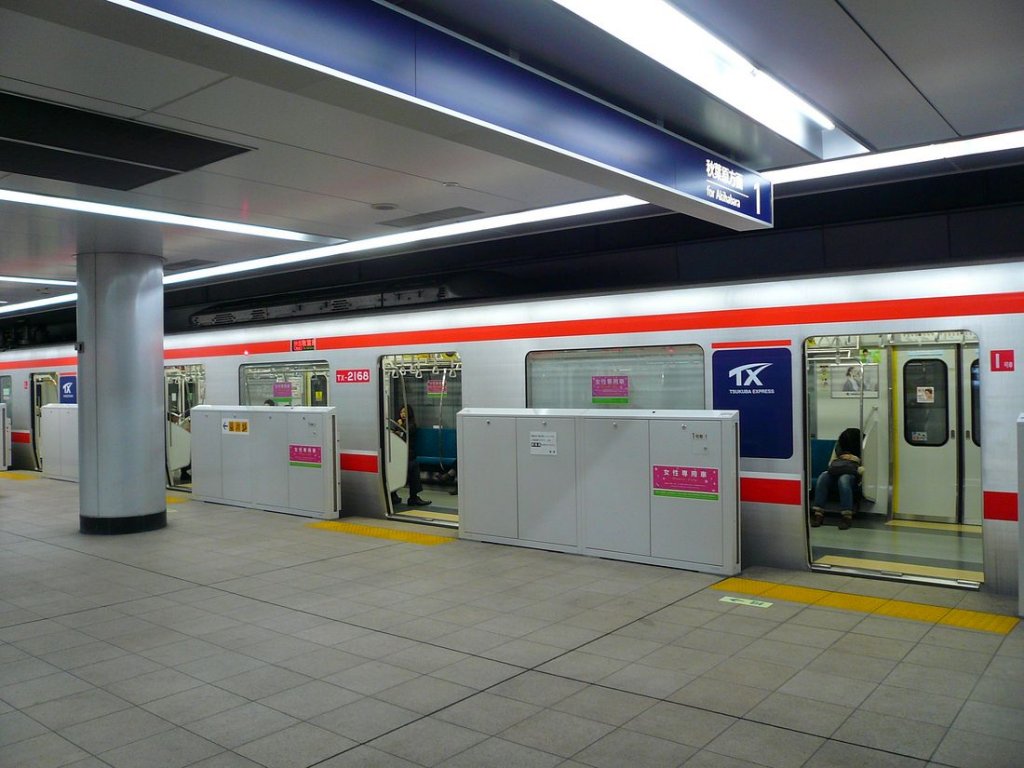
left=165, top=364, right=205, bottom=488
left=31, top=371, right=58, bottom=470
left=380, top=352, right=461, bottom=526
left=962, top=348, right=982, bottom=525
left=892, top=346, right=959, bottom=522
left=0, top=376, right=10, bottom=470
left=806, top=331, right=982, bottom=586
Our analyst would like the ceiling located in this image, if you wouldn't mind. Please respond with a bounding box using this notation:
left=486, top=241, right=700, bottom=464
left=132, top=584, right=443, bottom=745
left=1, top=0, right=1023, bottom=326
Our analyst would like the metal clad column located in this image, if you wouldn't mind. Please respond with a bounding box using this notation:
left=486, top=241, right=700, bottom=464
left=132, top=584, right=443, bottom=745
left=77, top=244, right=166, bottom=534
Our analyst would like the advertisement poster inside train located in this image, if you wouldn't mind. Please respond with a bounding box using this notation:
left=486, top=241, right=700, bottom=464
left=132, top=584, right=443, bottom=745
left=712, top=347, right=792, bottom=459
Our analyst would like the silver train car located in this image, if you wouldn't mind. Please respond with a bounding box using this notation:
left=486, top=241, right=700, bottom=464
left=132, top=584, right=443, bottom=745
left=1, top=262, right=1021, bottom=594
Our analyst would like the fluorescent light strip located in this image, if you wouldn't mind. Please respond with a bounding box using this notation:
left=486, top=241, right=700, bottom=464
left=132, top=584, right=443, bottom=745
left=3, top=122, right=1022, bottom=313
left=0, top=189, right=330, bottom=243
left=164, top=195, right=647, bottom=284
left=0, top=275, right=76, bottom=286
left=551, top=0, right=835, bottom=143
left=0, top=195, right=645, bottom=313
left=764, top=129, right=1024, bottom=184
left=0, top=293, right=78, bottom=314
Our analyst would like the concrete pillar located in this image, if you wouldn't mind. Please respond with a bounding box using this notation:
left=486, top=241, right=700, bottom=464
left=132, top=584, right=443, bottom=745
left=76, top=238, right=166, bottom=534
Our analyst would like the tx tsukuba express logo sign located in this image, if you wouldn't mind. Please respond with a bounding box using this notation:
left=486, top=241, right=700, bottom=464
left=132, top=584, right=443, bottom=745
left=726, top=362, right=774, bottom=392
left=713, top=348, right=792, bottom=459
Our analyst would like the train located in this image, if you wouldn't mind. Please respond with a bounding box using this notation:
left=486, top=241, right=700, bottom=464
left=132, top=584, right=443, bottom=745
left=1, top=260, right=1021, bottom=594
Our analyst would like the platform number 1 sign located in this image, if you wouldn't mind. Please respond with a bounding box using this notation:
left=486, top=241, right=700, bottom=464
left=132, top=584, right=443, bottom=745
left=990, top=350, right=1015, bottom=372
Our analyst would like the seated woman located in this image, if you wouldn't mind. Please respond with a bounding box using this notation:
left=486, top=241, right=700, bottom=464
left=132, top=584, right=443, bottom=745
left=810, top=427, right=863, bottom=530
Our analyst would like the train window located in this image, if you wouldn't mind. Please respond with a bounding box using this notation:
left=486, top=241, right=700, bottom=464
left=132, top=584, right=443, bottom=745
left=902, top=358, right=948, bottom=446
left=526, top=345, right=705, bottom=410
left=238, top=361, right=330, bottom=407
left=0, top=375, right=10, bottom=405
left=970, top=359, right=980, bottom=446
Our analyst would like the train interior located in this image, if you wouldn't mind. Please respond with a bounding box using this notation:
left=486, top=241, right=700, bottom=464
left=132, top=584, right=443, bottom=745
left=805, top=331, right=983, bottom=587
left=165, top=364, right=204, bottom=489
left=31, top=371, right=58, bottom=471
left=381, top=352, right=461, bottom=526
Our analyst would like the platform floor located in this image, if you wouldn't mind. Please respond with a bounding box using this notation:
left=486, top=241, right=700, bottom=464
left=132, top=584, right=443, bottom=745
left=1, top=473, right=1022, bottom=768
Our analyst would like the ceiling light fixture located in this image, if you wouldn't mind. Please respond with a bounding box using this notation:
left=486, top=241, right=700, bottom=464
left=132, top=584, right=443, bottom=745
left=550, top=0, right=834, bottom=144
left=764, top=129, right=1024, bottom=184
left=0, top=189, right=334, bottom=243
left=0, top=293, right=78, bottom=314
left=164, top=195, right=647, bottom=285
left=0, top=192, right=643, bottom=314
left=0, top=275, right=77, bottom=286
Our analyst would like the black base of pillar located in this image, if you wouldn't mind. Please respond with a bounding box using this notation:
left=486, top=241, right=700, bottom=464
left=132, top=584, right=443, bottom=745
left=80, top=510, right=167, bottom=535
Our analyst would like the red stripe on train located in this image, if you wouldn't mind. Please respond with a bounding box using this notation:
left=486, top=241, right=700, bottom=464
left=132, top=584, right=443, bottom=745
left=0, top=356, right=77, bottom=371
left=308, top=292, right=1024, bottom=352
left=11, top=431, right=31, bottom=444
left=340, top=452, right=379, bottom=473
left=113, top=291, right=1024, bottom=360
left=983, top=491, right=1018, bottom=521
left=3, top=292, right=1024, bottom=365
left=712, top=340, right=792, bottom=349
left=740, top=477, right=803, bottom=506
left=165, top=341, right=291, bottom=360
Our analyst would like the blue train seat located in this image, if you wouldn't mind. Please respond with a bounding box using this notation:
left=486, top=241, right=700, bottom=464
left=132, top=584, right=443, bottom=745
left=810, top=438, right=835, bottom=479
left=413, top=427, right=457, bottom=469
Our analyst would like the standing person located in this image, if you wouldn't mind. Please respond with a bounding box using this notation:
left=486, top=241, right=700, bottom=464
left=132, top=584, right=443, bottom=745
left=395, top=405, right=431, bottom=507
left=810, top=427, right=862, bottom=529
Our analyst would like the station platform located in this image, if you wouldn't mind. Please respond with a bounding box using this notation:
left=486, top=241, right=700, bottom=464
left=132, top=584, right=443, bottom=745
left=1, top=472, right=1021, bottom=768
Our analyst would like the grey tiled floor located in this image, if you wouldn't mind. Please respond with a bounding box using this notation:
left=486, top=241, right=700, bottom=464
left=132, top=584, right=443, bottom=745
left=1, top=475, right=1022, bottom=768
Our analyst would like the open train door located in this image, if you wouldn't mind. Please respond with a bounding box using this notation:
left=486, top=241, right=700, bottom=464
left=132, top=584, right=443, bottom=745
left=806, top=331, right=983, bottom=587
left=165, top=364, right=205, bottom=489
left=380, top=352, right=461, bottom=526
left=30, top=371, right=58, bottom=471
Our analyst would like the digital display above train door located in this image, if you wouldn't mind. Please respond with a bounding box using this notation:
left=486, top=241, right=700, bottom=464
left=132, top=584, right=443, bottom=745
left=712, top=347, right=793, bottom=459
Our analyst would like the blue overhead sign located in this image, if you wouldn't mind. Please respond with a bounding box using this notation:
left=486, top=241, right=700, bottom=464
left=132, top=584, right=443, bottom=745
left=686, top=156, right=771, bottom=225
left=127, top=0, right=772, bottom=229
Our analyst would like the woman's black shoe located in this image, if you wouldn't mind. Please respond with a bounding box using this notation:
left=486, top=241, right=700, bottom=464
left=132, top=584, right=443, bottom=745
left=407, top=496, right=432, bottom=506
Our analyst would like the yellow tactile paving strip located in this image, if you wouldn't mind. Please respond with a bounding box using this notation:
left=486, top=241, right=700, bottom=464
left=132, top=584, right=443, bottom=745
left=815, top=555, right=983, bottom=584
left=713, top=577, right=1019, bottom=635
left=166, top=496, right=189, bottom=505
left=307, top=520, right=455, bottom=546
left=0, top=470, right=40, bottom=481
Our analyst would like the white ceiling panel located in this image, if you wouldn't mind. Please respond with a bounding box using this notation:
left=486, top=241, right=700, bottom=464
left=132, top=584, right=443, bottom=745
left=0, top=8, right=227, bottom=114
left=149, top=77, right=608, bottom=204
left=844, top=0, right=1024, bottom=137
left=672, top=0, right=958, bottom=151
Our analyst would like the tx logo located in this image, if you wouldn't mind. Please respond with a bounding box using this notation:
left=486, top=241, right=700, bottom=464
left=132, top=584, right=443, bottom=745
left=61, top=381, right=74, bottom=395
left=728, top=363, right=772, bottom=386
